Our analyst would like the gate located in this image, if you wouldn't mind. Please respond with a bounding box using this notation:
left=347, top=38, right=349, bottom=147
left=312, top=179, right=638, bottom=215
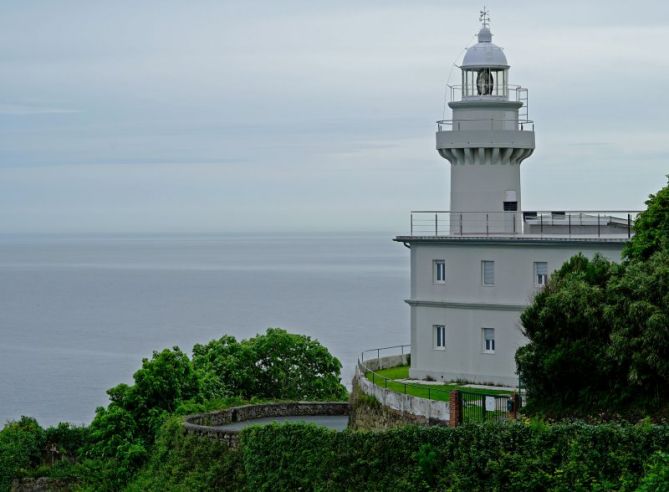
left=458, top=391, right=516, bottom=424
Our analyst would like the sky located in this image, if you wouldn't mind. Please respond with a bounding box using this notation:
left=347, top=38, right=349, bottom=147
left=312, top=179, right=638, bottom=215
left=0, top=0, right=667, bottom=234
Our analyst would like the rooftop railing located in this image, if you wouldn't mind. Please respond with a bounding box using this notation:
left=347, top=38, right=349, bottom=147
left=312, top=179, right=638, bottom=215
left=407, top=210, right=641, bottom=240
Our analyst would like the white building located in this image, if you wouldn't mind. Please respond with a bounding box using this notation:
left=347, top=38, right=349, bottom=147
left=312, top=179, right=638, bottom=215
left=396, top=13, right=636, bottom=387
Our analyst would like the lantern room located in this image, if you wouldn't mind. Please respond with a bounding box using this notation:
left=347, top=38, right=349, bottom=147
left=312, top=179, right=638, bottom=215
left=460, top=24, right=509, bottom=99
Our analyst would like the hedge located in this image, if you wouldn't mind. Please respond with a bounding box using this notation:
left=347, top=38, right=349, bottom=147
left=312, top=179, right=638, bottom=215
left=239, top=422, right=669, bottom=491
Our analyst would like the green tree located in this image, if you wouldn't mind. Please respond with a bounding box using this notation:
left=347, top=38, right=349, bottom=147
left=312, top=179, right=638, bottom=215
left=0, top=417, right=45, bottom=490
left=85, top=346, right=200, bottom=480
left=192, top=335, right=255, bottom=400
left=517, top=177, right=669, bottom=418
left=516, top=254, right=624, bottom=415
left=606, top=251, right=669, bottom=399
left=193, top=328, right=347, bottom=401
left=624, top=176, right=669, bottom=261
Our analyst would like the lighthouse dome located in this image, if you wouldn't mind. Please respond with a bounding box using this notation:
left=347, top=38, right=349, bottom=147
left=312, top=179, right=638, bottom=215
left=461, top=27, right=508, bottom=69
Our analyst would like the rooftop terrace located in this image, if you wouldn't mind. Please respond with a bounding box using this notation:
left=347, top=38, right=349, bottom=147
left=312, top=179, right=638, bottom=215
left=401, top=210, right=640, bottom=242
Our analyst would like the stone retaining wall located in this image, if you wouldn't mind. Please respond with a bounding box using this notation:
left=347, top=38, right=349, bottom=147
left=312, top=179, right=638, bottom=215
left=184, top=402, right=350, bottom=447
left=355, top=359, right=450, bottom=426
left=361, top=353, right=409, bottom=372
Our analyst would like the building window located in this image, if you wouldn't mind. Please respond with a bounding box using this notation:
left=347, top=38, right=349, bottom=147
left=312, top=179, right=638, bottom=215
left=483, top=328, right=495, bottom=353
left=481, top=260, right=495, bottom=286
left=434, top=325, right=446, bottom=350
left=434, top=260, right=446, bottom=284
left=534, top=261, right=548, bottom=287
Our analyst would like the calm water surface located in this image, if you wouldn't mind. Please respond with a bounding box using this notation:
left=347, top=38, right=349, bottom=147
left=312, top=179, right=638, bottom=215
left=0, top=234, right=409, bottom=426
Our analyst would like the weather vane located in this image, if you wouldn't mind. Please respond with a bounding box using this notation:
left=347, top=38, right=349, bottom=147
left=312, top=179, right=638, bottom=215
left=479, top=6, right=490, bottom=28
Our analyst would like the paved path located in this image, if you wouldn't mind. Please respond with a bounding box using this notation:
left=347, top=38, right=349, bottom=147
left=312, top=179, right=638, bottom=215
left=213, top=415, right=349, bottom=432
left=394, top=378, right=515, bottom=392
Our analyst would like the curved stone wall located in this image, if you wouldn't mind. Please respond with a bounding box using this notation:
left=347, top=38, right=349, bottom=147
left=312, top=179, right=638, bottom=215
left=184, top=402, right=350, bottom=447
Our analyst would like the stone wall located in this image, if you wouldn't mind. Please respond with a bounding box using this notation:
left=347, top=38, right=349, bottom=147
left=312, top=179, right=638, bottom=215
left=360, top=353, right=409, bottom=372
left=11, top=477, right=72, bottom=492
left=183, top=402, right=350, bottom=447
left=352, top=359, right=450, bottom=429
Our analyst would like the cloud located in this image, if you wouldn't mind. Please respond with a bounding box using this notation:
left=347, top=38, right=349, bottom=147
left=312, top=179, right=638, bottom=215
left=0, top=0, right=666, bottom=233
left=0, top=103, right=81, bottom=115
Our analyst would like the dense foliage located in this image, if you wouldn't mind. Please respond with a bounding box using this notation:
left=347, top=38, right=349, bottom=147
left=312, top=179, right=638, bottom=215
left=193, top=328, right=348, bottom=401
left=517, top=177, right=669, bottom=418
left=0, top=418, right=44, bottom=491
left=133, top=421, right=669, bottom=491
left=624, top=180, right=669, bottom=261
left=0, top=328, right=346, bottom=490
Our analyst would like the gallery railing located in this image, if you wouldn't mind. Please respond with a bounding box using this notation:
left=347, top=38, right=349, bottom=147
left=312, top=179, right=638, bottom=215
left=436, top=118, right=534, bottom=132
left=407, top=210, right=641, bottom=239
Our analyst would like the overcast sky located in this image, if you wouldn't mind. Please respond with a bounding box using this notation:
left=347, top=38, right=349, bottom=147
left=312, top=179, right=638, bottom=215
left=0, top=0, right=667, bottom=234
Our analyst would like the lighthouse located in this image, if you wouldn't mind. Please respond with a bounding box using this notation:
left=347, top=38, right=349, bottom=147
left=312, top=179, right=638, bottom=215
left=436, top=9, right=534, bottom=234
left=395, top=9, right=636, bottom=387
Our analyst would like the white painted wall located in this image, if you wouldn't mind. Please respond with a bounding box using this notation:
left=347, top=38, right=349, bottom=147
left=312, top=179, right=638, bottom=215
left=407, top=239, right=625, bottom=386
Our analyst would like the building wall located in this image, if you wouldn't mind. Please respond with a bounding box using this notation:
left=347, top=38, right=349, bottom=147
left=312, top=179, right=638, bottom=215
left=450, top=163, right=522, bottom=220
left=408, top=240, right=625, bottom=386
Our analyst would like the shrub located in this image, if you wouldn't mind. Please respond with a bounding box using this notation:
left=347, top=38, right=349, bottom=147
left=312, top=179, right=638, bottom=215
left=0, top=417, right=45, bottom=490
left=239, top=422, right=669, bottom=491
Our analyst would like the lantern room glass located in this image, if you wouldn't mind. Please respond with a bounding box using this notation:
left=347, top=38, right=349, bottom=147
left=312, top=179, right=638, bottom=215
left=462, top=68, right=508, bottom=98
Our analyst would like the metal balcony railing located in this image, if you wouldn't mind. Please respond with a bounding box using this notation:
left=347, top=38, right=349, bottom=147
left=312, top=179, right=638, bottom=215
left=448, top=84, right=528, bottom=104
left=436, top=118, right=534, bottom=132
left=408, top=210, right=641, bottom=239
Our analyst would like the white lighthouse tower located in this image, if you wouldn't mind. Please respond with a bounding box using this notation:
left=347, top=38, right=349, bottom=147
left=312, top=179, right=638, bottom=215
left=396, top=10, right=636, bottom=387
left=437, top=9, right=534, bottom=234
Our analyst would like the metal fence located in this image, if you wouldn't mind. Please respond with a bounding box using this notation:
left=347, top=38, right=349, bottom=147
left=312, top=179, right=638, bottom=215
left=359, top=345, right=453, bottom=402
left=458, top=390, right=514, bottom=424
left=360, top=344, right=410, bottom=363
left=359, top=346, right=523, bottom=423
left=409, top=210, right=640, bottom=239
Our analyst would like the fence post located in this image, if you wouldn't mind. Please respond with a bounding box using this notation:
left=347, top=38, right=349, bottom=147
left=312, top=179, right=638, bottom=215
left=628, top=213, right=631, bottom=238
left=435, top=213, right=438, bottom=236
left=540, top=214, right=543, bottom=237
left=459, top=213, right=463, bottom=235
left=486, top=213, right=489, bottom=235
left=510, top=393, right=521, bottom=420
left=449, top=390, right=460, bottom=427
left=568, top=214, right=572, bottom=237
left=428, top=387, right=431, bottom=400
left=598, top=213, right=601, bottom=237
left=410, top=213, right=414, bottom=236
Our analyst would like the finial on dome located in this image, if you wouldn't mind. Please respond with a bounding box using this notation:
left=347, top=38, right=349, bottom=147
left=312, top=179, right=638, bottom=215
left=479, top=6, right=490, bottom=29
left=477, top=6, right=493, bottom=43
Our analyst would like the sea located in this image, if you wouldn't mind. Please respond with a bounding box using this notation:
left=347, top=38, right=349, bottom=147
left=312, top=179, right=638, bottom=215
left=0, top=233, right=409, bottom=427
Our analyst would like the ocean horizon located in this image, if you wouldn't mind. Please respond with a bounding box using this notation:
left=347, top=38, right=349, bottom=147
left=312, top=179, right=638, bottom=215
left=0, top=233, right=409, bottom=426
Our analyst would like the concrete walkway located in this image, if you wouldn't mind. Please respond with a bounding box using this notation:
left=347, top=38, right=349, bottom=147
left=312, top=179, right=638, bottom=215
left=393, top=378, right=516, bottom=392
left=213, top=415, right=349, bottom=432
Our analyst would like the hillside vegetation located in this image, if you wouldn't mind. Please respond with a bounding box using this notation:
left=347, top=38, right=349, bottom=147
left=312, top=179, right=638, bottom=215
left=0, top=328, right=347, bottom=491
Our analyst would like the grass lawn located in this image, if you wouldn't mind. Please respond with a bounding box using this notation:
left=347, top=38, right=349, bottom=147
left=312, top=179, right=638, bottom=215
left=364, top=365, right=513, bottom=402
